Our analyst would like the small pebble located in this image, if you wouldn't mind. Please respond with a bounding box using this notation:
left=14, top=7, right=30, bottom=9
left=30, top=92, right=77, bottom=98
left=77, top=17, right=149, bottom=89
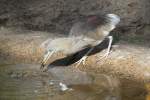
left=59, top=82, right=69, bottom=91
left=34, top=90, right=38, bottom=93
left=49, top=81, right=54, bottom=85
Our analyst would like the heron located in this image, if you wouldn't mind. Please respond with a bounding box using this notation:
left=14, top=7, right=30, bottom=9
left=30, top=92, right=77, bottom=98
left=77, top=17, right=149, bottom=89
left=40, top=36, right=94, bottom=71
left=69, top=13, right=120, bottom=67
left=41, top=13, right=120, bottom=71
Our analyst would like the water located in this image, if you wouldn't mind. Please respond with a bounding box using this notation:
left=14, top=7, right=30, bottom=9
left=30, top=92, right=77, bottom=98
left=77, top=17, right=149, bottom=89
left=0, top=64, right=147, bottom=100
left=0, top=64, right=49, bottom=100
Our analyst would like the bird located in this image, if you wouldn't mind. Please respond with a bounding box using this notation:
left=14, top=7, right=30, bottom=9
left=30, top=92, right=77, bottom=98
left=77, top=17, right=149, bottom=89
left=69, top=13, right=120, bottom=67
left=40, top=13, right=120, bottom=71
left=40, top=36, right=94, bottom=71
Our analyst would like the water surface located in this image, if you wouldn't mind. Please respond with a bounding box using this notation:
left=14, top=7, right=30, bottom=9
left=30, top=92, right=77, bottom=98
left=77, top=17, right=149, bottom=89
left=0, top=64, right=147, bottom=100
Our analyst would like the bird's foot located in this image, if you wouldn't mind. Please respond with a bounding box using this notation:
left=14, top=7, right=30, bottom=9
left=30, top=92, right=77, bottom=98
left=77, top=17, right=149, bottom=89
left=96, top=50, right=112, bottom=63
left=40, top=63, right=45, bottom=69
left=75, top=56, right=87, bottom=68
left=101, top=51, right=110, bottom=59
left=40, top=63, right=48, bottom=72
left=42, top=66, right=48, bottom=72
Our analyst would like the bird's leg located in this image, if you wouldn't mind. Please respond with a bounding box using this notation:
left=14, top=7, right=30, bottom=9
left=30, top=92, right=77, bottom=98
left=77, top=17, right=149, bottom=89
left=40, top=50, right=54, bottom=70
left=101, top=36, right=113, bottom=59
left=75, top=47, right=95, bottom=68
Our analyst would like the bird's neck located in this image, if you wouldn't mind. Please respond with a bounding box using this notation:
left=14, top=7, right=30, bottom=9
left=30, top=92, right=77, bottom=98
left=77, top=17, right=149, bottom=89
left=97, top=24, right=115, bottom=37
left=97, top=27, right=109, bottom=38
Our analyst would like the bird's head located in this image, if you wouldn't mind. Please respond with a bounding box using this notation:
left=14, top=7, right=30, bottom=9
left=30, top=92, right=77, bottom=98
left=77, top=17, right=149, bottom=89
left=98, top=13, right=120, bottom=33
left=86, top=13, right=120, bottom=29
left=106, top=14, right=120, bottom=27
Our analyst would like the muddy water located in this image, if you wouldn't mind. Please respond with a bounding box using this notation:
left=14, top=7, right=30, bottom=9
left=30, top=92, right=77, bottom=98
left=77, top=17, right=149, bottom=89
left=0, top=64, right=147, bottom=100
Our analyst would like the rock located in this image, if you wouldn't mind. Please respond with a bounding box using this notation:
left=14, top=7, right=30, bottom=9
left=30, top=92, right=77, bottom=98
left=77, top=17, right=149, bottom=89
left=0, top=0, right=149, bottom=33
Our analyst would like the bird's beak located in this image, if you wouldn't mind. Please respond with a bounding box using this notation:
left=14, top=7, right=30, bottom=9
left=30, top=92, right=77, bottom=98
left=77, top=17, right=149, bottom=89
left=41, top=51, right=53, bottom=68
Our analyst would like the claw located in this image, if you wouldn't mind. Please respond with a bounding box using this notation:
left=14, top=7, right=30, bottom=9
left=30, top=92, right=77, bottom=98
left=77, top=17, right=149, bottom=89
left=42, top=66, right=49, bottom=72
left=98, top=36, right=113, bottom=61
left=100, top=50, right=112, bottom=60
left=96, top=46, right=113, bottom=64
left=40, top=63, right=44, bottom=69
left=75, top=56, right=88, bottom=68
left=40, top=62, right=46, bottom=70
left=105, top=49, right=112, bottom=57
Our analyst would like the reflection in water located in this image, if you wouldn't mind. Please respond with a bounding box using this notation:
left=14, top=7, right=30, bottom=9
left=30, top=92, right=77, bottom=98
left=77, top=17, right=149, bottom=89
left=0, top=64, right=147, bottom=100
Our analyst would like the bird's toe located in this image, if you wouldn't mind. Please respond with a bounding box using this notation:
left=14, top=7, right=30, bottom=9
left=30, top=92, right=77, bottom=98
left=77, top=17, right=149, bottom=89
left=40, top=63, right=45, bottom=69
left=42, top=66, right=48, bottom=72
